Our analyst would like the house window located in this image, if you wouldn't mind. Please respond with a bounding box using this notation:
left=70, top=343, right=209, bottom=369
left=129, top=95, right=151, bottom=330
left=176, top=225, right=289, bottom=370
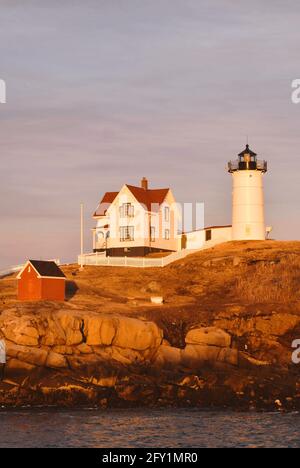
left=120, top=226, right=134, bottom=242
left=206, top=229, right=212, bottom=241
left=164, top=229, right=170, bottom=240
left=150, top=226, right=155, bottom=242
left=164, top=206, right=170, bottom=222
left=120, top=203, right=134, bottom=218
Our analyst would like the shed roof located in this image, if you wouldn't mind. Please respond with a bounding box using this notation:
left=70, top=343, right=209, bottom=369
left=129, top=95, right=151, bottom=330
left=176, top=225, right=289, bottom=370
left=28, top=260, right=66, bottom=278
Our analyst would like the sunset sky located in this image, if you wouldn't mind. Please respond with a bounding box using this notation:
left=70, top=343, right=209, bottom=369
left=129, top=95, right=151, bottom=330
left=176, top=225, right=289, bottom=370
left=1, top=0, right=300, bottom=267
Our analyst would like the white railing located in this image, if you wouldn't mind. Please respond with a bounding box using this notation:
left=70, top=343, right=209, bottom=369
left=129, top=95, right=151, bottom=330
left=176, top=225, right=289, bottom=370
left=0, top=264, right=24, bottom=278
left=78, top=241, right=219, bottom=268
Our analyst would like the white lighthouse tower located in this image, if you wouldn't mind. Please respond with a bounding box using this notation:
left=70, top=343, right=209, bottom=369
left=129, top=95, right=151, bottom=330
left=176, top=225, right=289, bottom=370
left=228, top=144, right=267, bottom=241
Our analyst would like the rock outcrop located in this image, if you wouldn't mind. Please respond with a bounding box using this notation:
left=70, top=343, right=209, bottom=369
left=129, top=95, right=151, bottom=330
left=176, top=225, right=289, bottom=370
left=0, top=305, right=299, bottom=410
left=0, top=309, right=163, bottom=369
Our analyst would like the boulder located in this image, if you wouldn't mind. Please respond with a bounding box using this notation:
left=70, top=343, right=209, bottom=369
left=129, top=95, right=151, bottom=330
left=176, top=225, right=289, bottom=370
left=177, top=375, right=205, bottom=389
left=46, top=351, right=68, bottom=369
left=113, top=317, right=163, bottom=351
left=151, top=297, right=164, bottom=305
left=56, top=311, right=83, bottom=346
left=154, top=345, right=182, bottom=368
left=86, top=315, right=162, bottom=351
left=86, top=316, right=116, bottom=346
left=181, top=344, right=238, bottom=368
left=6, top=341, right=28, bottom=358
left=1, top=317, right=39, bottom=346
left=217, top=347, right=238, bottom=366
left=182, top=344, right=220, bottom=367
left=239, top=352, right=270, bottom=368
left=162, top=339, right=171, bottom=347
left=14, top=347, right=48, bottom=367
left=105, top=347, right=135, bottom=365
left=52, top=345, right=73, bottom=355
left=90, top=376, right=117, bottom=387
left=185, top=327, right=231, bottom=348
left=41, top=318, right=66, bottom=346
left=6, top=358, right=36, bottom=373
left=92, top=346, right=110, bottom=359
left=77, top=343, right=93, bottom=354
left=233, top=257, right=242, bottom=266
left=67, top=354, right=104, bottom=371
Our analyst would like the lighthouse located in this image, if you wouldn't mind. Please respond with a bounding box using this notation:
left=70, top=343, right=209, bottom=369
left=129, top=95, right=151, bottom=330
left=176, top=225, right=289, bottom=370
left=228, top=144, right=267, bottom=241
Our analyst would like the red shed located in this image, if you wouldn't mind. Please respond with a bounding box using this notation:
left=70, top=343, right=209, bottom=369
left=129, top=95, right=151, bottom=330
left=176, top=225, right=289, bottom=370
left=17, top=260, right=66, bottom=301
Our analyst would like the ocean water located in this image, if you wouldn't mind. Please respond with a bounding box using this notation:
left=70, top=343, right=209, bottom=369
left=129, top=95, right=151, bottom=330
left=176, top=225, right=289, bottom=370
left=0, top=408, right=299, bottom=448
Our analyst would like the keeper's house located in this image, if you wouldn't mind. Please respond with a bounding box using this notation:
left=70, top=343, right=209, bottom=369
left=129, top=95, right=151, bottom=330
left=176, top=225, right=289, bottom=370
left=92, top=178, right=180, bottom=257
left=17, top=260, right=66, bottom=302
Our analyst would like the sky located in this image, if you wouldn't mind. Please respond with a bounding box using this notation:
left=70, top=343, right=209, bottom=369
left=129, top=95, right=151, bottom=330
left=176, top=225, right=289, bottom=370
left=1, top=0, right=300, bottom=267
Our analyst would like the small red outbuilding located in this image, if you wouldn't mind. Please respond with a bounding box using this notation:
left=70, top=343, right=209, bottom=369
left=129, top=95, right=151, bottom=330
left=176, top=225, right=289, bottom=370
left=17, top=260, right=66, bottom=302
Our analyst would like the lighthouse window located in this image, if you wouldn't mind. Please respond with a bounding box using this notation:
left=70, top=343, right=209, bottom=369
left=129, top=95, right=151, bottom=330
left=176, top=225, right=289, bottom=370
left=206, top=230, right=212, bottom=241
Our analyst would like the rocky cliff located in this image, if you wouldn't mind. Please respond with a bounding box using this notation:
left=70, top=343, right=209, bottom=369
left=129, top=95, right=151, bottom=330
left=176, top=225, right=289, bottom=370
left=1, top=241, right=300, bottom=410
left=0, top=307, right=298, bottom=410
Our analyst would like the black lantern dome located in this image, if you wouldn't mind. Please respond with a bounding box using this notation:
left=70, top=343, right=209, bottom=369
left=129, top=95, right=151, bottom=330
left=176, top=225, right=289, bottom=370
left=228, top=144, right=267, bottom=173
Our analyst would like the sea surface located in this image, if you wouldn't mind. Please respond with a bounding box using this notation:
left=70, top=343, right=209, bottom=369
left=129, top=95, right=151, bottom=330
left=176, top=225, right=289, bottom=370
left=0, top=408, right=299, bottom=448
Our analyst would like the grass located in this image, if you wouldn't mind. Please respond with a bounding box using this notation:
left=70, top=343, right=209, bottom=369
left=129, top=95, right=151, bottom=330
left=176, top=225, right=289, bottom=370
left=232, top=253, right=300, bottom=304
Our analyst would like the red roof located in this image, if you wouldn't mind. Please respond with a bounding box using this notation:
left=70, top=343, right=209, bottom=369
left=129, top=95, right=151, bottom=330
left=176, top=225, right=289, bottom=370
left=94, top=185, right=169, bottom=217
left=126, top=185, right=169, bottom=211
left=94, top=192, right=118, bottom=216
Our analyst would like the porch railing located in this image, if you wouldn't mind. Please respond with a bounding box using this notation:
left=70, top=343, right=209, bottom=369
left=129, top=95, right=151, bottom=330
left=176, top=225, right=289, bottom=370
left=78, top=240, right=219, bottom=268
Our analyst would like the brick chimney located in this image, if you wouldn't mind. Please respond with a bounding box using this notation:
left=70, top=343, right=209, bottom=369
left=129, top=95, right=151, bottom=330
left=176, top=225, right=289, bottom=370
left=141, top=177, right=148, bottom=190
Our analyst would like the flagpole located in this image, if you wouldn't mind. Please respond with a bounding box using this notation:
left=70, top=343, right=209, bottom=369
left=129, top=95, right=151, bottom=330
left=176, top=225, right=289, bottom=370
left=80, top=203, right=84, bottom=270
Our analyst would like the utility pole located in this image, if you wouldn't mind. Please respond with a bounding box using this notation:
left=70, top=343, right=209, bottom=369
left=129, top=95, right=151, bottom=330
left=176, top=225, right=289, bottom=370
left=80, top=203, right=84, bottom=270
